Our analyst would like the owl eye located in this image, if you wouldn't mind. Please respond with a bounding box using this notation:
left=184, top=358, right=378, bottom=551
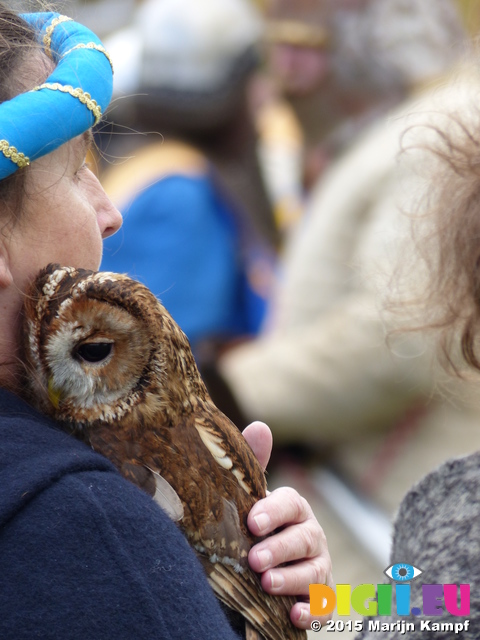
left=384, top=563, right=423, bottom=582
left=74, top=342, right=113, bottom=364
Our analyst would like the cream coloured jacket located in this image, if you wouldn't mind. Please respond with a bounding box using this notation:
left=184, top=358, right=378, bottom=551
left=219, top=70, right=480, bottom=512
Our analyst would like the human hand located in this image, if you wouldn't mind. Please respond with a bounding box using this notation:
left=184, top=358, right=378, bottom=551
left=242, top=422, right=333, bottom=631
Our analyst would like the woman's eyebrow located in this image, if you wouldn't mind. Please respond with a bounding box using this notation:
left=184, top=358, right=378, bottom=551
left=75, top=129, right=94, bottom=159
left=82, top=129, right=94, bottom=154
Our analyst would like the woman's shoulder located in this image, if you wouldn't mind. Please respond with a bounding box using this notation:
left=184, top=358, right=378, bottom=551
left=397, top=450, right=480, bottom=517
left=0, top=387, right=194, bottom=564
left=0, top=388, right=116, bottom=486
left=0, top=387, right=129, bottom=537
left=391, top=451, right=480, bottom=577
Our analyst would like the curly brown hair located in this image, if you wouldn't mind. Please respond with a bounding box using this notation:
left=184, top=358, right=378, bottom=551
left=402, top=86, right=480, bottom=374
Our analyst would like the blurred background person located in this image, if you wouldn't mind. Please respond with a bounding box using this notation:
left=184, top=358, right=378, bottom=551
left=99, top=0, right=279, bottom=360
left=258, top=0, right=466, bottom=190
left=210, top=0, right=480, bottom=601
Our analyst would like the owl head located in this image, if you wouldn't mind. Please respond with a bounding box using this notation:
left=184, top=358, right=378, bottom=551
left=21, top=264, right=208, bottom=430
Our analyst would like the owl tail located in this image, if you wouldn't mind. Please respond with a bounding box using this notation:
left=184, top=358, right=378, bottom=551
left=200, top=558, right=306, bottom=640
left=245, top=621, right=262, bottom=640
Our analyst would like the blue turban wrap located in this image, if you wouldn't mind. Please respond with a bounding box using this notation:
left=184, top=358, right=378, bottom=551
left=0, top=12, right=113, bottom=180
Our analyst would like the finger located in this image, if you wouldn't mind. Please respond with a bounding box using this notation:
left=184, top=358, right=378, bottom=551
left=290, top=601, right=332, bottom=631
left=257, top=555, right=332, bottom=597
left=241, top=421, right=272, bottom=471
left=249, top=514, right=325, bottom=572
left=248, top=486, right=311, bottom=536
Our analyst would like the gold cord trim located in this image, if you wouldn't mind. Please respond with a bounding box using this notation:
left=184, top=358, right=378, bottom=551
left=62, top=42, right=114, bottom=73
left=33, top=83, right=102, bottom=125
left=0, top=140, right=30, bottom=169
left=43, top=16, right=73, bottom=59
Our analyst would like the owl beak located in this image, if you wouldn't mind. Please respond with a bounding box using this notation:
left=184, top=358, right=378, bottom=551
left=47, top=378, right=63, bottom=409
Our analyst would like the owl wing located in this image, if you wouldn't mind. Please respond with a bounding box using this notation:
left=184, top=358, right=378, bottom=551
left=121, top=462, right=184, bottom=521
left=179, top=408, right=305, bottom=640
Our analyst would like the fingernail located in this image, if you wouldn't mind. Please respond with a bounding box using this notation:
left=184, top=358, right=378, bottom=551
left=253, top=512, right=271, bottom=533
left=269, top=571, right=285, bottom=590
left=256, top=549, right=273, bottom=570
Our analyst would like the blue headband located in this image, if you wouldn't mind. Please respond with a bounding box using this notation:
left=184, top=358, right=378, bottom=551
left=0, top=12, right=113, bottom=180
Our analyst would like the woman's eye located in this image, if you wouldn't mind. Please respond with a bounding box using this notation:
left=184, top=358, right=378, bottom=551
left=74, top=342, right=113, bottom=363
left=384, top=563, right=423, bottom=582
left=74, top=162, right=90, bottom=180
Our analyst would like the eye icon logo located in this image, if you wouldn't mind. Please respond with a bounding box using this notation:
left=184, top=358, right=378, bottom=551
left=384, top=563, right=423, bottom=582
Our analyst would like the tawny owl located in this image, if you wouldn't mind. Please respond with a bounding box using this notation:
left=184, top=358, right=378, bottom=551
left=20, top=263, right=306, bottom=640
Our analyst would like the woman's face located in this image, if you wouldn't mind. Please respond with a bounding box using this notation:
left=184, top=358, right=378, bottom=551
left=7, top=131, right=122, bottom=292
left=268, top=43, right=331, bottom=96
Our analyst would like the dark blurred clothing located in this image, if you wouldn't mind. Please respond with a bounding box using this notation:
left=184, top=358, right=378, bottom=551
left=101, top=140, right=275, bottom=353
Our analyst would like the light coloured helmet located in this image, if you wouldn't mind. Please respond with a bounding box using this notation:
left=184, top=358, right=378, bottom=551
left=108, top=0, right=264, bottom=97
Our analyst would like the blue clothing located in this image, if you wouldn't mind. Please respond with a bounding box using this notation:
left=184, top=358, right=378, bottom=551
left=0, top=388, right=240, bottom=640
left=102, top=174, right=270, bottom=350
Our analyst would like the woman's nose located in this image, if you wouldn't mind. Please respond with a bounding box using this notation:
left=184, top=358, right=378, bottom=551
left=90, top=170, right=123, bottom=238
left=101, top=196, right=123, bottom=239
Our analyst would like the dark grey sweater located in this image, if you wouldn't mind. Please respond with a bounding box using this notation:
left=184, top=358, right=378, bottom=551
left=358, top=452, right=479, bottom=639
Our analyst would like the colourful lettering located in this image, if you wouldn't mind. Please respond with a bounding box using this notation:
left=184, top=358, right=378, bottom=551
left=336, top=584, right=351, bottom=616
left=351, top=584, right=377, bottom=616
left=395, top=584, right=410, bottom=616
left=377, top=584, right=392, bottom=616
left=422, top=584, right=444, bottom=616
left=444, top=584, right=470, bottom=616
left=309, top=582, right=471, bottom=618
left=309, top=584, right=336, bottom=616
